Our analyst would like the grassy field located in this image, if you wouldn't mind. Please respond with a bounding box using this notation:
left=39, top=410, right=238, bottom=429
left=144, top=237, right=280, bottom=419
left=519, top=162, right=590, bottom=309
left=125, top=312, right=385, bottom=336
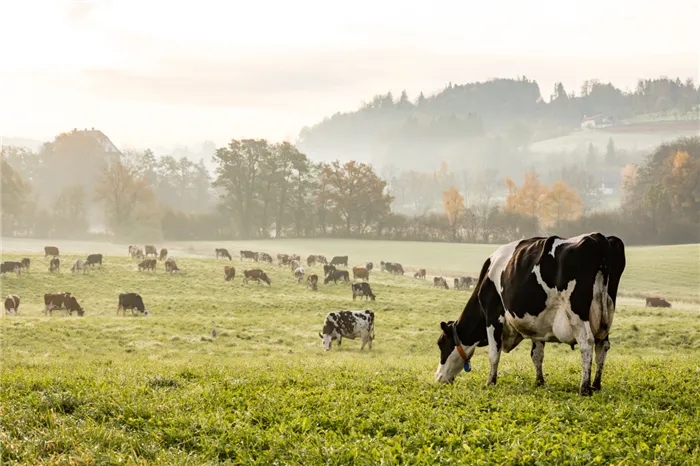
left=1, top=245, right=699, bottom=464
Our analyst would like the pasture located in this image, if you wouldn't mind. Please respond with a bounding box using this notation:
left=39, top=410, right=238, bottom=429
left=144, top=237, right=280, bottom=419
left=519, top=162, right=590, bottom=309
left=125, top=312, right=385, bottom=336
left=1, top=241, right=699, bottom=464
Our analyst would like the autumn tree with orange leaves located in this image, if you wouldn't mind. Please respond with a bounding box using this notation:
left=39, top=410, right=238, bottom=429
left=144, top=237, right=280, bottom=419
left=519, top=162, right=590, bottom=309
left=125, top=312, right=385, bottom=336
left=442, top=186, right=465, bottom=240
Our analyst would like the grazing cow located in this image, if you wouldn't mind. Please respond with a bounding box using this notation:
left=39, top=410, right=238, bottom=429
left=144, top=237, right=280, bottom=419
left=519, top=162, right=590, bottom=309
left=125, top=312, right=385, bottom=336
left=316, top=255, right=328, bottom=265
left=259, top=252, right=273, bottom=263
left=290, top=260, right=300, bottom=272
left=323, top=264, right=336, bottom=277
left=645, top=297, right=671, bottom=308
left=294, top=267, right=305, bottom=284
left=4, top=294, right=20, bottom=315
left=241, top=250, right=257, bottom=261
left=352, top=282, right=376, bottom=301
left=381, top=262, right=404, bottom=275
left=393, top=263, right=405, bottom=275
left=414, top=269, right=427, bottom=279
left=21, top=258, right=30, bottom=271
left=307, top=274, right=319, bottom=291
left=44, top=246, right=59, bottom=257
left=243, top=269, right=271, bottom=286
left=216, top=248, right=233, bottom=260
left=366, top=262, right=374, bottom=272
left=44, top=292, right=72, bottom=315
left=71, top=260, right=89, bottom=274
left=86, top=254, right=103, bottom=267
left=49, top=258, right=60, bottom=273
left=433, top=277, right=449, bottom=289
left=130, top=247, right=144, bottom=260
left=1, top=261, right=22, bottom=277
left=144, top=245, right=157, bottom=257
left=330, top=256, right=348, bottom=267
left=138, top=259, right=157, bottom=271
left=319, top=310, right=375, bottom=351
left=164, top=258, right=180, bottom=273
left=159, top=248, right=168, bottom=261
left=324, top=269, right=350, bottom=284
left=64, top=295, right=85, bottom=316
left=277, top=254, right=291, bottom=266
left=307, top=255, right=317, bottom=266
left=290, top=254, right=300, bottom=262
left=435, top=233, right=626, bottom=396
left=117, top=292, right=148, bottom=316
left=224, top=265, right=236, bottom=281
left=454, top=276, right=476, bottom=290
left=352, top=266, right=370, bottom=281
left=128, top=245, right=137, bottom=256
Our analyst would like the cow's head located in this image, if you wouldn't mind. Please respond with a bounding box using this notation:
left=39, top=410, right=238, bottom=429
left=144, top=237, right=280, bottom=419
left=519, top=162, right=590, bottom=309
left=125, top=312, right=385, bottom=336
left=318, top=332, right=338, bottom=351
left=435, top=321, right=476, bottom=384
left=76, top=307, right=85, bottom=317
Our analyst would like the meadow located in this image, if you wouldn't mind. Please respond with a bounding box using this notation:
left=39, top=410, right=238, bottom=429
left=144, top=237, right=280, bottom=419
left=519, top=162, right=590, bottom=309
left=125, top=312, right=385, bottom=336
left=1, top=240, right=699, bottom=464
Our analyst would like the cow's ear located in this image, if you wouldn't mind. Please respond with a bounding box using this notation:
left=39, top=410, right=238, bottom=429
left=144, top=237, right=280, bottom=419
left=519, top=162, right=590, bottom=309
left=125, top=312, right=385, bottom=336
left=318, top=333, right=323, bottom=339
left=440, top=321, right=449, bottom=333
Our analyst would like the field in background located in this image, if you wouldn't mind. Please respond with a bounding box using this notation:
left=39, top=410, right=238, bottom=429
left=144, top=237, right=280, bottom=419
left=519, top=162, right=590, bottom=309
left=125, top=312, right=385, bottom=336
left=3, top=237, right=698, bottom=304
left=1, top=249, right=699, bottom=463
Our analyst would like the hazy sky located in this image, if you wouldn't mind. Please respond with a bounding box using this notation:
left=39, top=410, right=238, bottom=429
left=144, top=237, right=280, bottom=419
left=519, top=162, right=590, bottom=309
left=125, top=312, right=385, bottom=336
left=1, top=0, right=698, bottom=150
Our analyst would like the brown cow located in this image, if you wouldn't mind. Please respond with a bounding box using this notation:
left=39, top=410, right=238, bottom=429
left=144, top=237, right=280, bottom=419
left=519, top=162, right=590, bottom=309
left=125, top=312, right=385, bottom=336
left=414, top=269, right=427, bottom=279
left=307, top=274, right=319, bottom=291
left=138, top=259, right=157, bottom=271
left=44, top=246, right=59, bottom=257
left=646, top=297, right=671, bottom=308
left=4, top=294, right=20, bottom=315
left=21, top=258, right=31, bottom=271
left=164, top=257, right=179, bottom=273
left=352, top=266, right=370, bottom=281
left=243, top=269, right=271, bottom=285
left=49, top=258, right=60, bottom=273
left=307, top=255, right=317, bottom=266
left=144, top=245, right=157, bottom=257
left=224, top=265, right=236, bottom=281
left=290, top=260, right=300, bottom=271
left=277, top=254, right=291, bottom=266
left=159, top=248, right=168, bottom=261
left=433, top=277, right=449, bottom=289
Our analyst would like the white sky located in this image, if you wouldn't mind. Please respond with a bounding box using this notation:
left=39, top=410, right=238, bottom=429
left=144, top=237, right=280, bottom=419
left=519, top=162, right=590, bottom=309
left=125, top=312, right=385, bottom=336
left=1, top=0, right=698, bottom=149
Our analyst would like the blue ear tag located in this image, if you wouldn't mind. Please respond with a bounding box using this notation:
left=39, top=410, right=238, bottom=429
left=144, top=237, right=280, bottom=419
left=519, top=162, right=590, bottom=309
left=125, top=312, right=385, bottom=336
left=463, top=360, right=471, bottom=373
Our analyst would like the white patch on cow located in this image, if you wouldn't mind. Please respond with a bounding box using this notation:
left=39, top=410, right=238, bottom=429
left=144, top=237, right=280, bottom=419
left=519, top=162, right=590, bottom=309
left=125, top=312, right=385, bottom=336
left=435, top=343, right=478, bottom=384
left=549, top=232, right=592, bottom=257
left=498, top=315, right=505, bottom=324
left=485, top=325, right=501, bottom=383
left=487, top=240, right=520, bottom=295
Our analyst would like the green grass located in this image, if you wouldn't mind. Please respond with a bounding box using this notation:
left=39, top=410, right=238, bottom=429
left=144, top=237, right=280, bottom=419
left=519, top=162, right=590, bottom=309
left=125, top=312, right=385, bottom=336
left=1, top=251, right=699, bottom=464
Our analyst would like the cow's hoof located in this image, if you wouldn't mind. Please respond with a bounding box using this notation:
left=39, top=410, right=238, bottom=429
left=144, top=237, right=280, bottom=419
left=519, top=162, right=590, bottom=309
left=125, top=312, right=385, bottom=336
left=591, top=382, right=602, bottom=391
left=579, top=386, right=592, bottom=396
left=535, top=378, right=545, bottom=387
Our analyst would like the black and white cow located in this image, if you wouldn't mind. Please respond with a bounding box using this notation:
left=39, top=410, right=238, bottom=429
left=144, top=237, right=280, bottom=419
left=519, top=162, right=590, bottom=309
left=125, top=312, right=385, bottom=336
left=319, top=310, right=375, bottom=351
left=352, top=282, right=376, bottom=301
left=435, top=233, right=625, bottom=396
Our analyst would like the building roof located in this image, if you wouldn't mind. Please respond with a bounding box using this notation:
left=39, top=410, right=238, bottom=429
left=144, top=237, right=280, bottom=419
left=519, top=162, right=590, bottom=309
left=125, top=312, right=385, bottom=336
left=77, top=128, right=120, bottom=154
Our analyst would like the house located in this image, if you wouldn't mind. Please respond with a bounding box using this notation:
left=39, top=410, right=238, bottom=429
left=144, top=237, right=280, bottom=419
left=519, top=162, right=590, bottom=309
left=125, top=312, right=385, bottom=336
left=76, top=128, right=121, bottom=154
left=580, top=114, right=612, bottom=130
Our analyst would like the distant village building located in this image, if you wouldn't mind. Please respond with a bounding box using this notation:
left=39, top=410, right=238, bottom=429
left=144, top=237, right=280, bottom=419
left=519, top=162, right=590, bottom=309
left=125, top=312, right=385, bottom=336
left=75, top=127, right=121, bottom=154
left=580, top=114, right=613, bottom=130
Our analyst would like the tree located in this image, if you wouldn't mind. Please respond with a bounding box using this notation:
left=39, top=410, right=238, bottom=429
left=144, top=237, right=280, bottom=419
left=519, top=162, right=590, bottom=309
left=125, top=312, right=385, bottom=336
left=443, top=186, right=465, bottom=240
left=586, top=143, right=598, bottom=168
left=53, top=185, right=89, bottom=235
left=1, top=156, right=31, bottom=234
left=605, top=137, right=617, bottom=165
left=542, top=181, right=583, bottom=227
left=505, top=170, right=548, bottom=222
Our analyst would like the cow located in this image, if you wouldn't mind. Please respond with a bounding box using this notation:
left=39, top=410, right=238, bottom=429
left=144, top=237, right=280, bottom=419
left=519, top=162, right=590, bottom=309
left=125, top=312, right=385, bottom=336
left=307, top=274, right=319, bottom=291
left=49, top=258, right=60, bottom=273
left=414, top=269, right=427, bottom=279
left=307, top=255, right=317, bottom=266
left=44, top=246, right=59, bottom=257
left=316, top=255, right=328, bottom=265
left=216, top=248, right=233, bottom=260
left=117, top=292, right=148, bottom=316
left=71, top=260, right=89, bottom=274
left=241, top=250, right=257, bottom=261
left=44, top=292, right=72, bottom=315
left=645, top=297, right=671, bottom=308
left=290, top=260, right=300, bottom=272
left=294, top=267, right=305, bottom=284
left=393, top=263, right=405, bottom=275
left=131, top=247, right=144, bottom=260
left=224, top=265, right=236, bottom=281
left=86, top=254, right=103, bottom=267
left=1, top=261, right=22, bottom=277
left=128, top=245, right=136, bottom=256
left=324, top=269, right=350, bottom=284
left=323, top=265, right=336, bottom=277
left=352, top=283, right=376, bottom=301
left=290, top=254, right=300, bottom=262
left=454, top=276, right=476, bottom=290
left=277, top=254, right=291, bottom=266
left=64, top=295, right=85, bottom=316
left=144, top=245, right=157, bottom=257
left=330, top=256, right=348, bottom=267
left=159, top=248, right=168, bottom=261
left=319, top=310, right=375, bottom=351
left=259, top=253, right=273, bottom=263
left=366, top=262, right=374, bottom=272
left=4, top=294, right=20, bottom=315
left=243, top=269, right=271, bottom=286
left=21, top=258, right=30, bottom=271
left=434, top=277, right=449, bottom=289
left=353, top=266, right=370, bottom=281
left=138, top=259, right=157, bottom=271
left=381, top=262, right=404, bottom=275
left=435, top=233, right=626, bottom=397
left=380, top=261, right=391, bottom=272
left=164, top=258, right=180, bottom=273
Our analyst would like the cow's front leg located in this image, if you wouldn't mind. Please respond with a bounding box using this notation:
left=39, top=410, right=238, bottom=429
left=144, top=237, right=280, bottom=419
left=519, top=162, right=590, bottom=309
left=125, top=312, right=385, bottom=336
left=592, top=336, right=610, bottom=391
left=337, top=336, right=342, bottom=347
left=486, top=322, right=502, bottom=385
left=576, top=322, right=595, bottom=396
left=531, top=341, right=545, bottom=386
left=360, top=336, right=367, bottom=350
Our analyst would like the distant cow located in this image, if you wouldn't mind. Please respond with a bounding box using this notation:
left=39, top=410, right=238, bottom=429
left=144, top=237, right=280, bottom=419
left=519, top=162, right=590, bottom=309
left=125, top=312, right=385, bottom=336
left=290, top=260, right=300, bottom=272
left=49, top=258, right=60, bottom=273
left=316, top=255, right=328, bottom=265
left=277, top=254, right=291, bottom=266
left=243, top=269, right=271, bottom=286
left=290, top=254, right=300, bottom=262
left=71, top=260, right=89, bottom=274
left=4, top=294, right=20, bottom=315
left=130, top=247, right=144, bottom=260
left=86, top=254, right=103, bottom=267
left=433, top=277, right=449, bottom=289
left=352, top=266, right=370, bottom=281
left=324, top=269, right=350, bottom=284
left=241, top=250, right=257, bottom=261
left=307, top=274, right=319, bottom=291
left=454, top=276, right=476, bottom=290
left=164, top=258, right=180, bottom=273
left=646, top=297, right=671, bottom=308
left=381, top=262, right=404, bottom=275
left=295, top=267, right=305, bottom=284
left=1, top=261, right=22, bottom=276
left=352, top=282, right=376, bottom=301
left=64, top=295, right=85, bottom=316
left=224, top=265, right=236, bottom=281
left=319, top=310, right=375, bottom=351
left=21, top=258, right=30, bottom=271
left=144, top=245, right=157, bottom=257
left=128, top=245, right=137, bottom=256
left=216, top=248, right=232, bottom=260
left=307, top=255, right=317, bottom=266
left=366, top=262, right=373, bottom=272
left=138, top=259, right=157, bottom=271
left=330, top=256, right=348, bottom=267
left=259, top=252, right=273, bottom=263
left=414, top=269, right=427, bottom=279
left=44, top=246, right=59, bottom=257
left=159, top=248, right=168, bottom=261
left=117, top=292, right=148, bottom=316
left=393, top=263, right=405, bottom=275
left=44, top=292, right=72, bottom=315
left=323, top=265, right=336, bottom=277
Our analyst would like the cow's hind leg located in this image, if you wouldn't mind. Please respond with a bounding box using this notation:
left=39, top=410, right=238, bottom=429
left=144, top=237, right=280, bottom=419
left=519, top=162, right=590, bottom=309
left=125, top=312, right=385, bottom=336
left=575, top=321, right=595, bottom=396
left=531, top=341, right=545, bottom=386
left=486, top=323, right=502, bottom=385
left=592, top=336, right=610, bottom=391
